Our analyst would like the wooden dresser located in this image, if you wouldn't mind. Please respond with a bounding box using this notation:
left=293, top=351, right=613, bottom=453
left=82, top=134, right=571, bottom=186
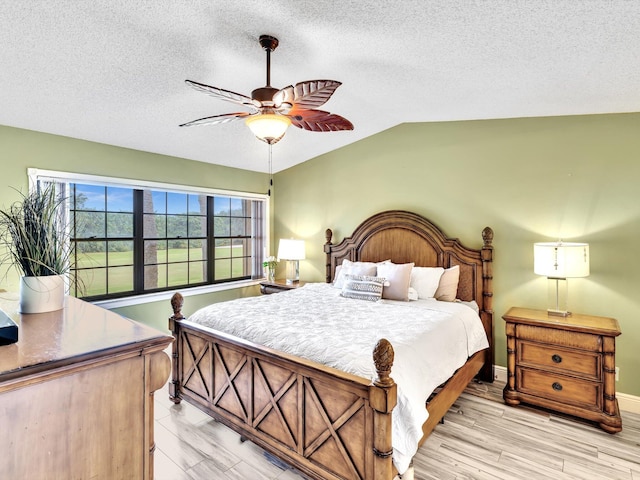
left=0, top=295, right=173, bottom=479
left=503, top=307, right=622, bottom=433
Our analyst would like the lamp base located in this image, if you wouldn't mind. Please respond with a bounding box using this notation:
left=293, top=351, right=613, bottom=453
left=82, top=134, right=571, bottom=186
left=547, top=308, right=571, bottom=317
left=285, top=260, right=300, bottom=285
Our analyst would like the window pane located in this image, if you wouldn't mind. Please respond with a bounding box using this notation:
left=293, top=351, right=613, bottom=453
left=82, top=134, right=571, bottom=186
left=145, top=264, right=167, bottom=289
left=144, top=240, right=160, bottom=265
left=189, top=261, right=206, bottom=284
left=144, top=214, right=165, bottom=238
left=230, top=217, right=248, bottom=237
left=144, top=191, right=166, bottom=214
left=75, top=184, right=104, bottom=211
left=188, top=216, right=206, bottom=237
left=107, top=213, right=133, bottom=237
left=214, top=239, right=230, bottom=259
left=75, top=211, right=105, bottom=238
left=167, top=243, right=188, bottom=262
left=78, top=268, right=106, bottom=297
left=231, top=238, right=247, bottom=257
left=189, top=239, right=206, bottom=260
left=188, top=194, right=206, bottom=215
left=214, top=217, right=230, bottom=236
left=107, top=187, right=133, bottom=212
left=231, top=258, right=247, bottom=277
left=230, top=198, right=244, bottom=215
left=214, top=197, right=230, bottom=215
left=167, top=215, right=187, bottom=238
left=168, top=263, right=188, bottom=287
left=108, top=266, right=133, bottom=294
left=76, top=241, right=106, bottom=268
left=108, top=241, right=133, bottom=266
left=214, top=259, right=231, bottom=280
left=167, top=192, right=187, bottom=214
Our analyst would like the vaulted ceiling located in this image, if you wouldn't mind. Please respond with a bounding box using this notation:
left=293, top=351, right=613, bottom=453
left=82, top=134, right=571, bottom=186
left=2, top=1, right=639, bottom=173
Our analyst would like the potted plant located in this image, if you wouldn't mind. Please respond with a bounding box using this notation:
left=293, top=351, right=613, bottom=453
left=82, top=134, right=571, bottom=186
left=0, top=184, right=72, bottom=313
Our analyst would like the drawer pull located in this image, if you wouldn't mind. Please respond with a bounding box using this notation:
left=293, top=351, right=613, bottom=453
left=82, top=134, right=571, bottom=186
left=552, top=354, right=562, bottom=364
left=552, top=382, right=563, bottom=391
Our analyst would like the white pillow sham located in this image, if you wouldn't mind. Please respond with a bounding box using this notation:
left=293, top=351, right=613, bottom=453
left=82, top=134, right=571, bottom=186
left=410, top=266, right=445, bottom=299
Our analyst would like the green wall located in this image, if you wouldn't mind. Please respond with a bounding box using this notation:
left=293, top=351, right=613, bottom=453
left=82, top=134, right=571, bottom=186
left=0, top=125, right=267, bottom=330
left=273, top=113, right=640, bottom=397
left=3, top=114, right=639, bottom=397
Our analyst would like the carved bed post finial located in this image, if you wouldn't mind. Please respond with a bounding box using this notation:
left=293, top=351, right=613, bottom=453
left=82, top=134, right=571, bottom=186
left=170, top=292, right=185, bottom=321
left=373, top=338, right=395, bottom=387
left=482, top=226, right=494, bottom=247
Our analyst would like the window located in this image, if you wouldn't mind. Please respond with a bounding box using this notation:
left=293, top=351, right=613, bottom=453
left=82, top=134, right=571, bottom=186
left=31, top=169, right=268, bottom=301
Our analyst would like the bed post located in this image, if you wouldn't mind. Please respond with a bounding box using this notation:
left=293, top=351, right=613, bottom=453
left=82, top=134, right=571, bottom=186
left=480, top=227, right=494, bottom=382
left=168, top=292, right=184, bottom=404
left=370, top=338, right=397, bottom=480
left=324, top=228, right=333, bottom=283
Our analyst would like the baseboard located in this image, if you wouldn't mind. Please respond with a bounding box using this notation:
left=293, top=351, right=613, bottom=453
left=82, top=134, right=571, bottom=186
left=492, top=365, right=640, bottom=414
left=494, top=365, right=507, bottom=383
left=617, top=392, right=640, bottom=414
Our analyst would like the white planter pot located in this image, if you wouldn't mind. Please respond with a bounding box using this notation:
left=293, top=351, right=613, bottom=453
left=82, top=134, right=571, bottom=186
left=19, top=275, right=65, bottom=314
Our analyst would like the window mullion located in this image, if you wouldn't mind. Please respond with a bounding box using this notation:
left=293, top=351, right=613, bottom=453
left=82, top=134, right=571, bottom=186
left=133, top=190, right=144, bottom=293
left=207, top=196, right=215, bottom=283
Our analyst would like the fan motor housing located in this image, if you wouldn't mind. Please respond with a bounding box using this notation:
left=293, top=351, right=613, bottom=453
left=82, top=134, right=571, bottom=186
left=252, top=86, right=279, bottom=104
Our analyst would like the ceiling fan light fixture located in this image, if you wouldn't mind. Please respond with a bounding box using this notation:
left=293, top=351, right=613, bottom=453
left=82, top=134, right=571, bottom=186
left=245, top=113, right=291, bottom=144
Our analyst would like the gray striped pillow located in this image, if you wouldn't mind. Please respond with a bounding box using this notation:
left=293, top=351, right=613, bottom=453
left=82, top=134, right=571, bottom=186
left=340, top=274, right=386, bottom=302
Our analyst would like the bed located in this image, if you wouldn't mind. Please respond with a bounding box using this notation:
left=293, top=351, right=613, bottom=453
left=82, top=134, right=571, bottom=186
left=168, top=210, right=494, bottom=480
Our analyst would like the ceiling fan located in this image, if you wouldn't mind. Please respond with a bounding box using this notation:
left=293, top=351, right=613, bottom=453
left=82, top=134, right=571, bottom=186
left=180, top=35, right=354, bottom=145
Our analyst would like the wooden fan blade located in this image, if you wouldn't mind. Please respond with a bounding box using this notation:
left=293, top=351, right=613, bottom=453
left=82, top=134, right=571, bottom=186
left=185, top=80, right=260, bottom=108
left=275, top=80, right=342, bottom=111
left=179, top=112, right=252, bottom=127
left=286, top=109, right=354, bottom=132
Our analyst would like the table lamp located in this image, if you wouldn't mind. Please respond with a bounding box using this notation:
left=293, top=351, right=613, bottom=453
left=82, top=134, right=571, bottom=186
left=534, top=241, right=589, bottom=316
left=277, top=239, right=305, bottom=285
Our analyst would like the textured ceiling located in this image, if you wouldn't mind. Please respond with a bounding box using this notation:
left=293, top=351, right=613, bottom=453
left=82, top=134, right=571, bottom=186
left=1, top=1, right=639, bottom=173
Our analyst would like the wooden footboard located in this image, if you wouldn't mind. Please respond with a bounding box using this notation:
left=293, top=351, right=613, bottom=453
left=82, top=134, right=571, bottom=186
left=169, top=293, right=398, bottom=480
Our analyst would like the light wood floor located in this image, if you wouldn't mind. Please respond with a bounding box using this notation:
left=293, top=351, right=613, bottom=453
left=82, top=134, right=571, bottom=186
left=154, top=380, right=640, bottom=480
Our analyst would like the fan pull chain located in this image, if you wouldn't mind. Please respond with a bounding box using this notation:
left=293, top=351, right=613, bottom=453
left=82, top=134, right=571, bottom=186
left=268, top=144, right=273, bottom=196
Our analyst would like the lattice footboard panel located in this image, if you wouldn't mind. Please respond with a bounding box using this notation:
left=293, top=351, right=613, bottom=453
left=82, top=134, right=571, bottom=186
left=177, top=328, right=376, bottom=480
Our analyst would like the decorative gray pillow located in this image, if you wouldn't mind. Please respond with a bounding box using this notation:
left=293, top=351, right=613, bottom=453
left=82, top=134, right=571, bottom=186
left=340, top=274, right=386, bottom=302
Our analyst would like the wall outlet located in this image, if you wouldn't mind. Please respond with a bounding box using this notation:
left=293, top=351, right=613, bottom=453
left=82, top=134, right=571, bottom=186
left=615, top=366, right=620, bottom=381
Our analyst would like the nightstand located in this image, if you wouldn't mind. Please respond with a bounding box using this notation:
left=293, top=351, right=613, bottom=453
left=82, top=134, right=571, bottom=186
left=259, top=279, right=305, bottom=295
left=503, top=307, right=622, bottom=433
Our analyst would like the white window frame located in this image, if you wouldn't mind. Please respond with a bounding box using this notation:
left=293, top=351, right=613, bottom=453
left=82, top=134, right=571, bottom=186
left=28, top=168, right=271, bottom=309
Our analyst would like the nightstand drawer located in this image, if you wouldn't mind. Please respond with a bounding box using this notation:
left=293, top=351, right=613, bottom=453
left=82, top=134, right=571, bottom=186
left=516, top=324, right=601, bottom=351
left=518, top=341, right=600, bottom=381
left=517, top=368, right=601, bottom=410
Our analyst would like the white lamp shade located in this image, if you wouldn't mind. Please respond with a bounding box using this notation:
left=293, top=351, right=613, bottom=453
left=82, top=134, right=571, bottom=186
left=277, top=239, right=305, bottom=260
left=534, top=242, right=590, bottom=278
left=245, top=114, right=291, bottom=144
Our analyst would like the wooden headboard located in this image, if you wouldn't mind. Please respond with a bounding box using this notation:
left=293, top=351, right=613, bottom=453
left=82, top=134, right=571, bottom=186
left=324, top=210, right=494, bottom=381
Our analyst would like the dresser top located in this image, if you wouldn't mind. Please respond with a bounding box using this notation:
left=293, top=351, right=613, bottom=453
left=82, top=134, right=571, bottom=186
left=0, top=295, right=173, bottom=381
left=503, top=306, right=621, bottom=336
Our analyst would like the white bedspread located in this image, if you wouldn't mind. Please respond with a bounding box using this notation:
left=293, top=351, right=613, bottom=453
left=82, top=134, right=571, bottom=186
left=188, top=282, right=489, bottom=474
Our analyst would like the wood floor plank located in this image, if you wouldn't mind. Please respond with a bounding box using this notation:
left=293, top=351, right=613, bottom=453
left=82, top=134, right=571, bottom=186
left=155, top=380, right=640, bottom=480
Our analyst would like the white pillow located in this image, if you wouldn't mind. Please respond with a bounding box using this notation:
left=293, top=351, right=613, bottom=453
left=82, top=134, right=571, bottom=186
left=434, top=265, right=460, bottom=302
left=408, top=287, right=419, bottom=301
left=340, top=274, right=386, bottom=302
left=377, top=262, right=414, bottom=301
left=410, top=266, right=445, bottom=299
left=333, top=259, right=378, bottom=289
